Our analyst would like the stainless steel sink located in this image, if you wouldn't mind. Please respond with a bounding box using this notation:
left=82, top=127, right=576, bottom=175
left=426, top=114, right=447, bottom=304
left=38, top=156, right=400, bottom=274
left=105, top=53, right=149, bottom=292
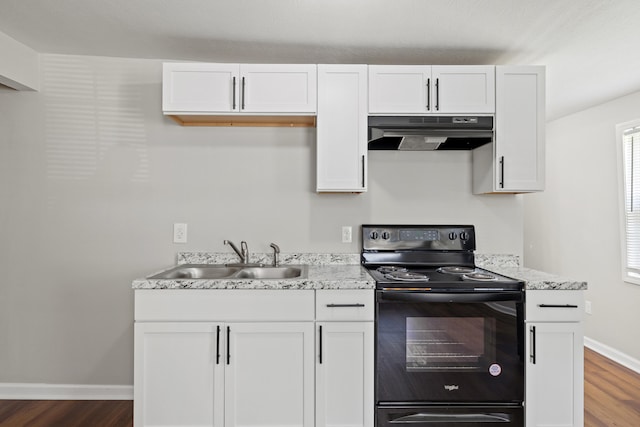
left=148, top=265, right=242, bottom=280
left=232, top=266, right=304, bottom=279
left=148, top=264, right=306, bottom=280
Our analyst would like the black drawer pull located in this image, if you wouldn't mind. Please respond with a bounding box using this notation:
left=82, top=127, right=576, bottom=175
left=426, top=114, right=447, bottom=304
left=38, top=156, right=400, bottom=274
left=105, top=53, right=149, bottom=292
left=326, top=303, right=365, bottom=308
left=538, top=304, right=579, bottom=308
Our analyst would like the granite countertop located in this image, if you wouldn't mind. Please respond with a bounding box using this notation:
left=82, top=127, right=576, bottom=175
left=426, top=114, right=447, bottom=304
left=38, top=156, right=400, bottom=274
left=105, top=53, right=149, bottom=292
left=132, top=252, right=587, bottom=291
left=132, top=253, right=375, bottom=290
left=476, top=254, right=588, bottom=290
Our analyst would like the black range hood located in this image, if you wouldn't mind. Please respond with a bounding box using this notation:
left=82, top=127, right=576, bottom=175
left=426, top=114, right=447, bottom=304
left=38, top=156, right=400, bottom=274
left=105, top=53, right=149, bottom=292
left=368, top=115, right=494, bottom=151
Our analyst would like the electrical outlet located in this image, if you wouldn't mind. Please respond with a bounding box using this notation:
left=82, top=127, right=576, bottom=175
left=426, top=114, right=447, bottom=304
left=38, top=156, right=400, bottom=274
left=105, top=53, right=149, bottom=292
left=342, top=226, right=352, bottom=243
left=585, top=300, right=592, bottom=315
left=173, top=223, right=187, bottom=243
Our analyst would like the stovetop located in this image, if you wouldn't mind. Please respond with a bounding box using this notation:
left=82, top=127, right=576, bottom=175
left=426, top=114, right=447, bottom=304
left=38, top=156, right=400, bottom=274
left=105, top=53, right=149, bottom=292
left=365, top=264, right=524, bottom=291
left=361, top=224, right=523, bottom=292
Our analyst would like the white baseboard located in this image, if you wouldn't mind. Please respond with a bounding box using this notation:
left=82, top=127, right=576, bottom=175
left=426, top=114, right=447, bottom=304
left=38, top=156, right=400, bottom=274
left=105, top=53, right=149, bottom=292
left=585, top=336, right=640, bottom=374
left=0, top=383, right=133, bottom=400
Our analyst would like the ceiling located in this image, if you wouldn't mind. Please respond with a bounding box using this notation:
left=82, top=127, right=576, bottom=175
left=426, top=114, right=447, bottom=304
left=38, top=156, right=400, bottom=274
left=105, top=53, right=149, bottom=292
left=1, top=0, right=639, bottom=120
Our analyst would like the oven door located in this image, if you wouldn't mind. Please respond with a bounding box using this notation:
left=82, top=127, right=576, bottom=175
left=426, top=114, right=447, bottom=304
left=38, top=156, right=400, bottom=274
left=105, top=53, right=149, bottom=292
left=376, top=290, right=524, bottom=404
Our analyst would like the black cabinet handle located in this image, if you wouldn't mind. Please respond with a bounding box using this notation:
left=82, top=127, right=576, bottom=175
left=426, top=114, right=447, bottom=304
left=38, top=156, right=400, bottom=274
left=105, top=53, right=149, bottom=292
left=499, top=156, right=505, bottom=188
left=216, top=325, right=221, bottom=365
left=232, top=77, right=237, bottom=110
left=426, top=78, right=430, bottom=111
left=538, top=304, right=579, bottom=308
left=435, top=78, right=440, bottom=111
left=326, top=303, right=366, bottom=308
left=241, top=77, right=246, bottom=110
left=361, top=155, right=365, bottom=189
left=319, top=325, right=323, bottom=364
left=530, top=325, right=537, bottom=364
left=226, top=326, right=231, bottom=365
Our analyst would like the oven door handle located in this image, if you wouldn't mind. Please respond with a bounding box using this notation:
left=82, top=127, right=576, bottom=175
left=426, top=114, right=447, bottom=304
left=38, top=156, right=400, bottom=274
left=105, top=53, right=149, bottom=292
left=389, top=412, right=511, bottom=423
left=378, top=291, right=523, bottom=304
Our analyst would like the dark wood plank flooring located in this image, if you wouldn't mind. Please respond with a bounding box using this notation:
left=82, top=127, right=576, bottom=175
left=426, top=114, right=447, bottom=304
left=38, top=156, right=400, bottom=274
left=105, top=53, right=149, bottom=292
left=0, top=400, right=132, bottom=427
left=0, top=348, right=637, bottom=426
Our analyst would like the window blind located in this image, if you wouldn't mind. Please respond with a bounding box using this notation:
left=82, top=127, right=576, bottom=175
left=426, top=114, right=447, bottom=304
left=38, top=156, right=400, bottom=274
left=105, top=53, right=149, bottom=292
left=622, top=126, right=640, bottom=280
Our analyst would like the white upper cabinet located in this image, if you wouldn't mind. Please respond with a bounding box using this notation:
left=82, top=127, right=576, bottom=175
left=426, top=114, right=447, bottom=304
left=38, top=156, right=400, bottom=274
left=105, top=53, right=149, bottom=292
left=368, top=65, right=431, bottom=113
left=163, top=63, right=239, bottom=113
left=239, top=64, right=317, bottom=113
left=316, top=64, right=368, bottom=192
left=368, top=65, right=495, bottom=114
left=473, top=66, right=545, bottom=193
left=432, top=66, right=495, bottom=113
left=163, top=63, right=317, bottom=114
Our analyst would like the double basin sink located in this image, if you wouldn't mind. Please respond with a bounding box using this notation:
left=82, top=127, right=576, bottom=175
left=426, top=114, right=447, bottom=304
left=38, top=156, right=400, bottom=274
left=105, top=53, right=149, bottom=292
left=148, top=264, right=306, bottom=280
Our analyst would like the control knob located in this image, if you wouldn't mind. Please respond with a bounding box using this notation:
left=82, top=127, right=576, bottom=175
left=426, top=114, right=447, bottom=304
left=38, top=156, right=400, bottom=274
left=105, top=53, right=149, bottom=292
left=448, top=232, right=458, bottom=240
left=460, top=231, right=470, bottom=241
left=381, top=231, right=391, bottom=240
left=369, top=231, right=379, bottom=240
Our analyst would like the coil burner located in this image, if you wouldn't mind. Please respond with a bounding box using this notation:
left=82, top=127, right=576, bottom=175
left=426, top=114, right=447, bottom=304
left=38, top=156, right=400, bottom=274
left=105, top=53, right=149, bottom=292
left=461, top=272, right=499, bottom=282
left=437, top=266, right=476, bottom=275
left=384, top=271, right=429, bottom=282
left=377, top=266, right=409, bottom=274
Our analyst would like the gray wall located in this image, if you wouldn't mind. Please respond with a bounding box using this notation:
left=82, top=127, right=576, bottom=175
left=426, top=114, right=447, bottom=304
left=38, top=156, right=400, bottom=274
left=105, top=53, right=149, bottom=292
left=0, top=54, right=523, bottom=386
left=524, top=90, right=640, bottom=361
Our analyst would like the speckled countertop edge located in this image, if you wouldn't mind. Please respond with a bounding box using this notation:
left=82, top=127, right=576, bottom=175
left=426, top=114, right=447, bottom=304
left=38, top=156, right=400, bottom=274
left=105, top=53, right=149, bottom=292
left=133, top=252, right=587, bottom=290
left=475, top=254, right=587, bottom=290
left=133, top=253, right=374, bottom=290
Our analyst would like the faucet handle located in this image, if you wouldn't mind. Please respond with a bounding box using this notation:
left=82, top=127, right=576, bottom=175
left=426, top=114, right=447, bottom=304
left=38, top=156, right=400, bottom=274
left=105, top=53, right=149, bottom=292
left=240, top=241, right=249, bottom=259
left=270, top=243, right=280, bottom=266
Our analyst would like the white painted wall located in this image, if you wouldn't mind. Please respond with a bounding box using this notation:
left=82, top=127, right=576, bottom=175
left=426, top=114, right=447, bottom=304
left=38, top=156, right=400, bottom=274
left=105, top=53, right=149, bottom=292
left=0, top=54, right=523, bottom=386
left=524, top=90, right=640, bottom=361
left=0, top=30, right=39, bottom=91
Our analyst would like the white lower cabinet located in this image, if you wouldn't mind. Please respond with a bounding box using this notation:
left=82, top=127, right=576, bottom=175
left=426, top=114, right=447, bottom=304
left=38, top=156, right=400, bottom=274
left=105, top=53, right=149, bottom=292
left=134, top=322, right=224, bottom=427
left=525, top=291, right=584, bottom=427
left=316, top=322, right=374, bottom=427
left=134, top=289, right=374, bottom=427
left=225, top=322, right=314, bottom=427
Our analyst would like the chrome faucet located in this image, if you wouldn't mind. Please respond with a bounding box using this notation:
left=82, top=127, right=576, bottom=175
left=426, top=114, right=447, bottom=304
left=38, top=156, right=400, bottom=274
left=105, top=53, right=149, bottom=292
left=224, top=240, right=249, bottom=264
left=270, top=243, right=280, bottom=266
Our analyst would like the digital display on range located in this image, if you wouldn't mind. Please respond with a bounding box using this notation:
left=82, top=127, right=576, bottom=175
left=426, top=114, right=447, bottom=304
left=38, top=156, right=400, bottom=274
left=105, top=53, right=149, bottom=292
left=400, top=229, right=440, bottom=241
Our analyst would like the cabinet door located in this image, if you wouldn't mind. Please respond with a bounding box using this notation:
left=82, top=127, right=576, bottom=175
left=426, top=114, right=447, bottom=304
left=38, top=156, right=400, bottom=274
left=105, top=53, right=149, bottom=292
left=225, top=322, right=314, bottom=427
left=163, top=63, right=239, bottom=113
left=495, top=66, right=545, bottom=192
left=134, top=322, right=224, bottom=427
left=368, top=65, right=431, bottom=113
left=526, top=322, right=584, bottom=427
left=472, top=66, right=545, bottom=193
left=240, top=64, right=317, bottom=113
left=316, top=322, right=374, bottom=427
left=431, top=66, right=495, bottom=113
left=317, top=64, right=368, bottom=192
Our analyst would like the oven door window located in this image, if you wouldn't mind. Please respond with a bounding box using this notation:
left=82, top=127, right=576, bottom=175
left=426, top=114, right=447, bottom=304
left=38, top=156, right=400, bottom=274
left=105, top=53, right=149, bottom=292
left=406, top=317, right=495, bottom=372
left=376, top=292, right=524, bottom=404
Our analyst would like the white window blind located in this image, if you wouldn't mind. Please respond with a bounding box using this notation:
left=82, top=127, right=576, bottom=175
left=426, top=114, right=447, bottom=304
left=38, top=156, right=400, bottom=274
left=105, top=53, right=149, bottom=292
left=621, top=123, right=640, bottom=283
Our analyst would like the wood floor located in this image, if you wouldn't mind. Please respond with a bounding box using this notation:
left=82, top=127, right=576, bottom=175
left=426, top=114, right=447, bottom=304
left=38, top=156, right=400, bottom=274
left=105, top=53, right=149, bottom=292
left=584, top=347, right=640, bottom=426
left=0, top=400, right=132, bottom=427
left=0, top=347, right=637, bottom=426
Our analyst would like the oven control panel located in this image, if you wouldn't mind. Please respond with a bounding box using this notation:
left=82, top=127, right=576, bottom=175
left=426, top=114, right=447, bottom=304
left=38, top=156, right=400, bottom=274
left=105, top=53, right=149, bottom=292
left=362, top=224, right=475, bottom=251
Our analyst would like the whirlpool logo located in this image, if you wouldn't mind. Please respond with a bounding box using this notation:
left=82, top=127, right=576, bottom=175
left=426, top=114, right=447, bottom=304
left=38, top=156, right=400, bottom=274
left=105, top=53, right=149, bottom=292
left=444, top=384, right=459, bottom=391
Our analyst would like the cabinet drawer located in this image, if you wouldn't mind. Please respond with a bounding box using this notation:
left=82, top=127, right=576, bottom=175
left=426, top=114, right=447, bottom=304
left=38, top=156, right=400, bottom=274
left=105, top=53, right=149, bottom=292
left=316, top=290, right=374, bottom=321
left=526, top=290, right=584, bottom=322
left=135, top=289, right=314, bottom=322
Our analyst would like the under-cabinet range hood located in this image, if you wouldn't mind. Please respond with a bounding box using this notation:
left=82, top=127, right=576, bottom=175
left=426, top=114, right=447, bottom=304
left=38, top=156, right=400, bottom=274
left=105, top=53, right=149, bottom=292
left=368, top=115, right=494, bottom=151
